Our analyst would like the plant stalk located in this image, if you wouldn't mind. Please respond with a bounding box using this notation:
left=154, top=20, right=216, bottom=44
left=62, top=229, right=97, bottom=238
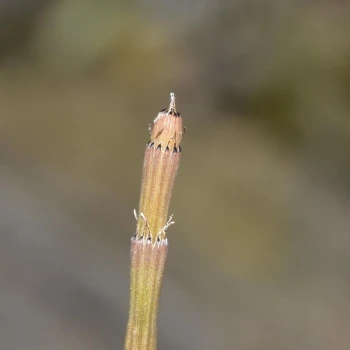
left=124, top=93, right=184, bottom=350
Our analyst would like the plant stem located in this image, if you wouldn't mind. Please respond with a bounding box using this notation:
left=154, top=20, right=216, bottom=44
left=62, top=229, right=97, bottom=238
left=124, top=93, right=184, bottom=350
left=124, top=239, right=167, bottom=350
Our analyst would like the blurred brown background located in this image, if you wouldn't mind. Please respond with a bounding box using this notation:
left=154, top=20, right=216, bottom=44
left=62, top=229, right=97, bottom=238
left=1, top=1, right=350, bottom=349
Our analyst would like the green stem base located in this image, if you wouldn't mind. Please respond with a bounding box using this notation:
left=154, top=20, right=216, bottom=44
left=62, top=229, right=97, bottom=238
left=124, top=237, right=168, bottom=350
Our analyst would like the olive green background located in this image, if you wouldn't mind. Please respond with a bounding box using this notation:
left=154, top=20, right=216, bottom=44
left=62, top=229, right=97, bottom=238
left=1, top=1, right=350, bottom=349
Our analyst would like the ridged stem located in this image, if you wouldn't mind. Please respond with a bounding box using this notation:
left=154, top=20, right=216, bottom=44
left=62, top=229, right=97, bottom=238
left=124, top=93, right=184, bottom=350
left=124, top=239, right=168, bottom=350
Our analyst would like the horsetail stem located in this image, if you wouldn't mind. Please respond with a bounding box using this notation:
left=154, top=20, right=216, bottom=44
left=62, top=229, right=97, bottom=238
left=124, top=93, right=184, bottom=350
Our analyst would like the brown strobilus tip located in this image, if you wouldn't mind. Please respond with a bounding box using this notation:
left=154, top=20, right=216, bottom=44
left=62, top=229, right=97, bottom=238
left=151, top=92, right=184, bottom=152
left=124, top=93, right=185, bottom=350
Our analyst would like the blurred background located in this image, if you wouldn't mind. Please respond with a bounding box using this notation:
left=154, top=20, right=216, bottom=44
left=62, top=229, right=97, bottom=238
left=1, top=0, right=350, bottom=349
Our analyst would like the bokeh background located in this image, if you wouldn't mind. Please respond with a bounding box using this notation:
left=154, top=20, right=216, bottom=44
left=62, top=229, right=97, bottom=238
left=1, top=1, right=350, bottom=349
